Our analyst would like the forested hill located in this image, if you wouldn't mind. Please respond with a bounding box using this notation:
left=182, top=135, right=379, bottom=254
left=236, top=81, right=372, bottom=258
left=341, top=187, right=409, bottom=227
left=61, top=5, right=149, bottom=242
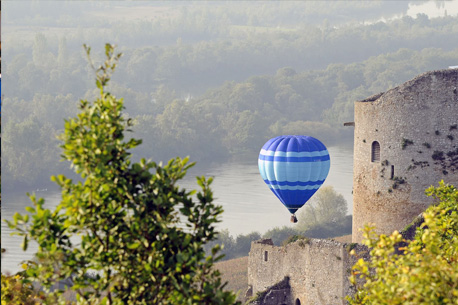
left=3, top=1, right=458, bottom=189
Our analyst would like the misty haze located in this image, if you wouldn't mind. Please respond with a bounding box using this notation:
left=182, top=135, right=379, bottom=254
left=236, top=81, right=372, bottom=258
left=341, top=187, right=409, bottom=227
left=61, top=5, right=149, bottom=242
left=1, top=0, right=458, bottom=282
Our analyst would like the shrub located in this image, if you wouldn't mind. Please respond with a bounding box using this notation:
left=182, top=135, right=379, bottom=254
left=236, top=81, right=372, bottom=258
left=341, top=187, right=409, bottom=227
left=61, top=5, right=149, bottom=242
left=282, top=235, right=310, bottom=246
left=1, top=273, right=45, bottom=305
left=348, top=181, right=458, bottom=305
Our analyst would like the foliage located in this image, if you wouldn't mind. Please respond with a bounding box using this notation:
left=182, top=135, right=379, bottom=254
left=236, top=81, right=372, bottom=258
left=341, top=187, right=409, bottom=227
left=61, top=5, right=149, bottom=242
left=7, top=44, right=239, bottom=305
left=204, top=229, right=235, bottom=260
left=301, top=215, right=352, bottom=239
left=205, top=230, right=261, bottom=261
left=348, top=181, right=458, bottom=305
left=203, top=186, right=351, bottom=261
left=207, top=213, right=351, bottom=260
left=1, top=273, right=45, bottom=305
left=281, top=235, right=310, bottom=247
left=232, top=232, right=261, bottom=258
left=262, top=226, right=297, bottom=246
left=297, top=186, right=348, bottom=231
left=4, top=5, right=458, bottom=189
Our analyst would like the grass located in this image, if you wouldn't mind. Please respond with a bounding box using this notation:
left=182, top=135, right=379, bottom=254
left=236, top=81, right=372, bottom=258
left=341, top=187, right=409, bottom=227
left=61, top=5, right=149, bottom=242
left=215, top=256, right=248, bottom=301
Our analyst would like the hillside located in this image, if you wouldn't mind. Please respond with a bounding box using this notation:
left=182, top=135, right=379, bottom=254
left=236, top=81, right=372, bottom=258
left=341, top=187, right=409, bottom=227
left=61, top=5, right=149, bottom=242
left=215, top=256, right=249, bottom=302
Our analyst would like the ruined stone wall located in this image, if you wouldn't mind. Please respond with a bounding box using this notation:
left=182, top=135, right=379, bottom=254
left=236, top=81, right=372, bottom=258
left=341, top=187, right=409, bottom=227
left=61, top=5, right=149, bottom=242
left=248, top=239, right=369, bottom=305
left=352, top=69, right=458, bottom=243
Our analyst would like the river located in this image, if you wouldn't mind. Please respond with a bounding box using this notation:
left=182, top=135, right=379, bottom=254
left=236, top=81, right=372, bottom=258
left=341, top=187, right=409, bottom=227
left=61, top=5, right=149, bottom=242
left=1, top=145, right=353, bottom=274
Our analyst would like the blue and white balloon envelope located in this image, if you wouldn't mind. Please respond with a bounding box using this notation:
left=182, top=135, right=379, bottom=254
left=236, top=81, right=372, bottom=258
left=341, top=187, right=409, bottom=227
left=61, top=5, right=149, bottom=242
left=258, top=135, right=330, bottom=217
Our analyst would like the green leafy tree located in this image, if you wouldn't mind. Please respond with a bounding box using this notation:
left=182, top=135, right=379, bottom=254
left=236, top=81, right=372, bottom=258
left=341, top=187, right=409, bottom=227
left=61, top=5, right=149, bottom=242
left=297, top=185, right=348, bottom=230
left=8, top=44, right=239, bottom=305
left=348, top=181, right=458, bottom=305
left=204, top=230, right=261, bottom=261
left=232, top=232, right=261, bottom=259
left=262, top=226, right=297, bottom=246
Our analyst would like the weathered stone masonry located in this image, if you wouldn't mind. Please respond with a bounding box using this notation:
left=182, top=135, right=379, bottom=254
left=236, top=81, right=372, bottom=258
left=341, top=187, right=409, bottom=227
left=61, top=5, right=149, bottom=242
left=248, top=239, right=369, bottom=305
left=352, top=69, right=458, bottom=242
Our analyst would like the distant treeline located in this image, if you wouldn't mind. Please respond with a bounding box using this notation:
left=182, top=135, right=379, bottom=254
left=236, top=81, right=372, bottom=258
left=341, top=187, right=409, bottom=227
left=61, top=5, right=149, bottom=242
left=5, top=11, right=458, bottom=97
left=5, top=2, right=411, bottom=51
left=3, top=3, right=458, bottom=189
left=4, top=47, right=457, bottom=190
left=205, top=216, right=352, bottom=261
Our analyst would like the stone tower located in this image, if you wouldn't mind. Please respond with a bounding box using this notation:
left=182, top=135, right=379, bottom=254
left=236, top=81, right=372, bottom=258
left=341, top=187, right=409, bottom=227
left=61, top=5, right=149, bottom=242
left=352, top=69, right=458, bottom=243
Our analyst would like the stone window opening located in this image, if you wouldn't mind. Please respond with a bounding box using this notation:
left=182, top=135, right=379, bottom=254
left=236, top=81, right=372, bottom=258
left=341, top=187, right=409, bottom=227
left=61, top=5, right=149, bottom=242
left=371, top=141, right=381, bottom=162
left=391, top=165, right=395, bottom=179
left=264, top=251, right=268, bottom=262
left=295, top=299, right=301, bottom=305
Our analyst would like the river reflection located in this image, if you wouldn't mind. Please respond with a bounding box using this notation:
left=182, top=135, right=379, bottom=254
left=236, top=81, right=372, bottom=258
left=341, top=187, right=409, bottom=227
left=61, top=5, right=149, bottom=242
left=1, top=145, right=353, bottom=273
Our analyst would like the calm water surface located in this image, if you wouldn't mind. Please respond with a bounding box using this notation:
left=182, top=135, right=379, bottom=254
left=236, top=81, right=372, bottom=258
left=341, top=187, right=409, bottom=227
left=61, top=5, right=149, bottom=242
left=1, top=145, right=353, bottom=273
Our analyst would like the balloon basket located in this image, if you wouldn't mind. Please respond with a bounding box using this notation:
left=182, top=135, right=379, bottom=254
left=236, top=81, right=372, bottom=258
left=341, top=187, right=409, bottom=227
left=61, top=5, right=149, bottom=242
left=290, top=214, right=298, bottom=223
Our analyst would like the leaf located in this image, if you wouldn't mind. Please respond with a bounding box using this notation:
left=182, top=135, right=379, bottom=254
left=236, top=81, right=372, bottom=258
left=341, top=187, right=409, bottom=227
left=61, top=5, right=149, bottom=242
left=127, top=242, right=141, bottom=250
left=22, top=235, right=29, bottom=251
left=25, top=206, right=35, bottom=214
left=196, top=176, right=205, bottom=188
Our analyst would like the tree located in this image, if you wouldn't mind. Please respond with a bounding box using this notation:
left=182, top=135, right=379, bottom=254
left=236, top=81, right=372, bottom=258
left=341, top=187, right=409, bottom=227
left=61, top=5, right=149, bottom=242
left=204, top=229, right=235, bottom=259
left=262, top=226, right=297, bottom=246
left=348, top=181, right=458, bottom=305
left=297, top=185, right=348, bottom=231
left=232, top=232, right=261, bottom=258
left=204, top=230, right=261, bottom=260
left=8, top=44, right=239, bottom=305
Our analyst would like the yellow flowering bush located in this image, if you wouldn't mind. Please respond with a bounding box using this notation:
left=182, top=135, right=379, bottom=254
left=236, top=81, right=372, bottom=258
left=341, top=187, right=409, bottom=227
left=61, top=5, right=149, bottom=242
left=348, top=181, right=458, bottom=305
left=1, top=273, right=44, bottom=305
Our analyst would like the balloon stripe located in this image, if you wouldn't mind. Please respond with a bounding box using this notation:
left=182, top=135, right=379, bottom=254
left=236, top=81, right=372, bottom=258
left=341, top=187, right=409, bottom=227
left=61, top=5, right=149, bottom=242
left=277, top=189, right=319, bottom=207
left=259, top=160, right=330, bottom=182
left=263, top=179, right=325, bottom=186
left=258, top=155, right=330, bottom=162
left=267, top=184, right=321, bottom=190
left=260, top=149, right=328, bottom=157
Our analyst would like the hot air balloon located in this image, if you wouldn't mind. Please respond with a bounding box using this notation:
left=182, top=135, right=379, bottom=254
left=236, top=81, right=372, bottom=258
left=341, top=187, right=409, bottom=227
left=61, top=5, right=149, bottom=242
left=258, top=135, right=330, bottom=223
